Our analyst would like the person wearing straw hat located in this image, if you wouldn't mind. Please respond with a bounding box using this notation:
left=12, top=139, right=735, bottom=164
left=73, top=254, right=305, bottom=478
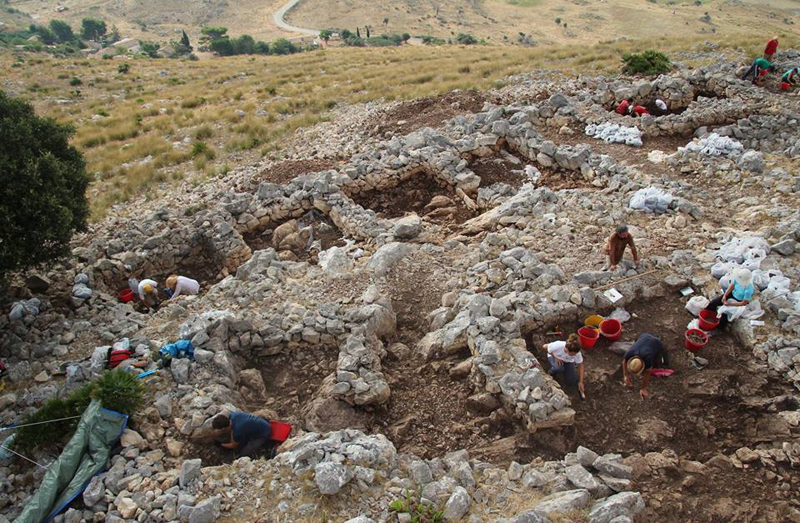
left=623, top=333, right=670, bottom=399
left=166, top=274, right=200, bottom=299
left=541, top=333, right=586, bottom=398
left=704, top=267, right=756, bottom=329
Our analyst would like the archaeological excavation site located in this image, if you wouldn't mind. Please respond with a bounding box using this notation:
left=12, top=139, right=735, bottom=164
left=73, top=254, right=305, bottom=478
left=2, top=48, right=800, bottom=523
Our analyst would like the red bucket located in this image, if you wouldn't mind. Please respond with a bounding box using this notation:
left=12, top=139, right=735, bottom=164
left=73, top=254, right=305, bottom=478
left=270, top=421, right=293, bottom=442
left=685, top=328, right=708, bottom=353
left=599, top=319, right=622, bottom=342
left=782, top=82, right=791, bottom=91
left=577, top=326, right=600, bottom=350
left=698, top=310, right=720, bottom=331
left=119, top=289, right=134, bottom=303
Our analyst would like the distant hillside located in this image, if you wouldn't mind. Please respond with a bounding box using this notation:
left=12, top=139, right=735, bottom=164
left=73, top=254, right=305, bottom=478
left=3, top=0, right=800, bottom=47
left=286, top=0, right=800, bottom=45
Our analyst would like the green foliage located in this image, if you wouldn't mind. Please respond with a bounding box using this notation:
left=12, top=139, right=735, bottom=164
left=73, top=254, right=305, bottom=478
left=419, top=35, right=445, bottom=45
left=13, top=369, right=143, bottom=452
left=117, top=62, right=130, bottom=74
left=254, top=41, right=270, bottom=54
left=621, top=50, right=671, bottom=75
left=270, top=38, right=297, bottom=55
left=69, top=76, right=82, bottom=86
left=344, top=36, right=365, bottom=47
left=233, top=34, right=255, bottom=55
left=456, top=33, right=478, bottom=45
left=80, top=18, right=107, bottom=41
left=200, top=26, right=228, bottom=49
left=139, top=40, right=161, bottom=58
left=180, top=30, right=192, bottom=51
left=93, top=369, right=144, bottom=415
left=33, top=25, right=57, bottom=45
left=49, top=19, right=75, bottom=43
left=389, top=489, right=444, bottom=523
left=210, top=37, right=234, bottom=56
left=320, top=29, right=333, bottom=42
left=341, top=29, right=352, bottom=39
left=0, top=90, right=89, bottom=277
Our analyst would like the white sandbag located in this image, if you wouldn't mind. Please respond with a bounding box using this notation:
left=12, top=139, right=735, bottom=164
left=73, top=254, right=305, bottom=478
left=609, top=308, right=631, bottom=323
left=685, top=296, right=710, bottom=317
left=718, top=300, right=764, bottom=322
left=629, top=187, right=674, bottom=214
left=711, top=261, right=734, bottom=279
left=687, top=318, right=701, bottom=330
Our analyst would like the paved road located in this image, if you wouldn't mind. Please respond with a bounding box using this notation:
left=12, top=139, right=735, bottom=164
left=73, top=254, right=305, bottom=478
left=273, top=0, right=320, bottom=36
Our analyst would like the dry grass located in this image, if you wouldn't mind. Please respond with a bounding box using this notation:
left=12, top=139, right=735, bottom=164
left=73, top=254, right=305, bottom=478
left=1, top=32, right=794, bottom=220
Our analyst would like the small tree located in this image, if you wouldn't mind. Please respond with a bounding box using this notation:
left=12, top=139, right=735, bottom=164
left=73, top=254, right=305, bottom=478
left=341, top=29, right=352, bottom=39
left=180, top=30, right=192, bottom=51
left=401, top=32, right=410, bottom=42
left=109, top=25, right=121, bottom=44
left=366, top=26, right=370, bottom=38
left=0, top=90, right=89, bottom=278
left=356, top=27, right=361, bottom=38
left=271, top=38, right=297, bottom=55
left=33, top=25, right=57, bottom=45
left=254, top=41, right=270, bottom=54
left=383, top=17, right=389, bottom=27
left=80, top=18, right=107, bottom=41
left=320, top=29, right=333, bottom=44
left=456, top=33, right=477, bottom=45
left=200, top=26, right=228, bottom=47
left=49, top=20, right=75, bottom=43
left=233, top=34, right=255, bottom=54
left=210, top=37, right=235, bottom=56
left=138, top=41, right=160, bottom=58
left=118, top=63, right=130, bottom=74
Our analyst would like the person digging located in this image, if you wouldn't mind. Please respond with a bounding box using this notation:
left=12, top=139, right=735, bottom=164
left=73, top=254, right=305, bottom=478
left=622, top=333, right=670, bottom=399
left=541, top=333, right=586, bottom=399
left=604, top=224, right=639, bottom=271
left=211, top=411, right=273, bottom=458
left=704, top=267, right=756, bottom=329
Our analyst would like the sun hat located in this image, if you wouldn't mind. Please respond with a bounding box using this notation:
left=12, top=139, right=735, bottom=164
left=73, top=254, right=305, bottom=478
left=166, top=275, right=178, bottom=289
left=627, top=357, right=645, bottom=376
left=733, top=268, right=753, bottom=287
left=143, top=284, right=154, bottom=294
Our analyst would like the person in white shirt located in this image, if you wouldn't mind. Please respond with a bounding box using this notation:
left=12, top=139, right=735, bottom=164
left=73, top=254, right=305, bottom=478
left=540, top=333, right=586, bottom=397
left=166, top=275, right=200, bottom=298
left=137, top=279, right=160, bottom=309
left=654, top=98, right=668, bottom=116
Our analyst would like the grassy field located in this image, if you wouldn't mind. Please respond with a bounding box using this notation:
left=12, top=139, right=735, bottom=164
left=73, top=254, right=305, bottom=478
left=0, top=32, right=794, bottom=220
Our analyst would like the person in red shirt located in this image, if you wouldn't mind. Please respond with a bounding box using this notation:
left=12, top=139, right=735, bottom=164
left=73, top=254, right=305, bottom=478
left=764, top=37, right=779, bottom=60
left=615, top=98, right=632, bottom=115
left=631, top=105, right=650, bottom=117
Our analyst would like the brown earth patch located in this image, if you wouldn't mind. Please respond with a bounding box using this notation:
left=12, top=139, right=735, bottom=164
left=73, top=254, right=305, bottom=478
left=257, top=158, right=340, bottom=185
left=470, top=152, right=528, bottom=189
left=242, top=210, right=346, bottom=264
left=373, top=91, right=492, bottom=136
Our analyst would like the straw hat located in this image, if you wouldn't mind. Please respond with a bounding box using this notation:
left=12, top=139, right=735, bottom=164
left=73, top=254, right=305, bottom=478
left=733, top=268, right=753, bottom=287
left=166, top=275, right=178, bottom=289
left=627, top=357, right=645, bottom=376
left=143, top=284, right=154, bottom=294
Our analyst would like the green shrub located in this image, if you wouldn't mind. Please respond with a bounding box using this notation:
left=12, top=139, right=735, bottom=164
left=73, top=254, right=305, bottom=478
left=93, top=369, right=143, bottom=415
left=621, top=50, right=671, bottom=75
left=456, top=33, right=478, bottom=45
left=13, top=369, right=143, bottom=452
left=117, top=63, right=130, bottom=74
left=69, top=76, right=82, bottom=86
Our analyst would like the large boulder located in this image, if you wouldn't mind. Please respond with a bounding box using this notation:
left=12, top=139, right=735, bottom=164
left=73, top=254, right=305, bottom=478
left=368, top=242, right=412, bottom=276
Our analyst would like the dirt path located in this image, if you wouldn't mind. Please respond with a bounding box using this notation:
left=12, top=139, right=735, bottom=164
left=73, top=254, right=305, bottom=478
left=272, top=0, right=319, bottom=36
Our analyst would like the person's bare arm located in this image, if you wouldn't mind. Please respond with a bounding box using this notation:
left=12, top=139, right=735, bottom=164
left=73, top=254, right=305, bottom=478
left=171, top=282, right=182, bottom=299
left=628, top=236, right=639, bottom=262
left=721, top=283, right=735, bottom=305
left=221, top=432, right=239, bottom=449
left=578, top=362, right=585, bottom=393
left=622, top=359, right=632, bottom=387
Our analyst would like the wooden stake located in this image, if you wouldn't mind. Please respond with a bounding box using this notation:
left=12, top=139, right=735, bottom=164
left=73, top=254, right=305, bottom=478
left=592, top=269, right=660, bottom=291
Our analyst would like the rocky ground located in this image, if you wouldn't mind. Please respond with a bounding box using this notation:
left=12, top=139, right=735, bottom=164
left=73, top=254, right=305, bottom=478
left=1, top=48, right=800, bottom=523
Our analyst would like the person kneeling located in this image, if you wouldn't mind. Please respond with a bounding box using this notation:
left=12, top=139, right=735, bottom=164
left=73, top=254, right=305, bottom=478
left=211, top=411, right=272, bottom=457
left=541, top=333, right=586, bottom=397
left=622, top=333, right=669, bottom=399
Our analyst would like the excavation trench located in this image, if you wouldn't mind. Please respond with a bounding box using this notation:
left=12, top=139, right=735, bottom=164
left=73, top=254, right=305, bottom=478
left=350, top=170, right=477, bottom=225
left=524, top=294, right=800, bottom=522
left=243, top=209, right=346, bottom=264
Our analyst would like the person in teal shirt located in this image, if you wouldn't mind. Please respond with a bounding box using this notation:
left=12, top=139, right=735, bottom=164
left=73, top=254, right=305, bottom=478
left=704, top=268, right=756, bottom=328
left=742, top=58, right=775, bottom=84
left=782, top=67, right=800, bottom=90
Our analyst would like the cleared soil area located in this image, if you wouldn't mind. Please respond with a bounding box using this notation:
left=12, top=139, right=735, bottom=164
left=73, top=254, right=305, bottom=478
left=372, top=91, right=490, bottom=136
left=470, top=152, right=528, bottom=189
left=257, top=158, right=340, bottom=185
left=527, top=295, right=800, bottom=523
left=351, top=172, right=476, bottom=225
left=243, top=211, right=346, bottom=263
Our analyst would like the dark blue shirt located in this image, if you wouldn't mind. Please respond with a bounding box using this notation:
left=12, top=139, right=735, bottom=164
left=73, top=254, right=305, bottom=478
left=624, top=334, right=667, bottom=369
left=230, top=411, right=272, bottom=446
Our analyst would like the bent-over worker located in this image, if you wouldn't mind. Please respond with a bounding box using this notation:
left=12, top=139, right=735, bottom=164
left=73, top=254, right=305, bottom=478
left=137, top=279, right=160, bottom=309
left=212, top=411, right=272, bottom=457
left=742, top=58, right=775, bottom=84
left=166, top=275, right=200, bottom=298
left=541, top=333, right=586, bottom=397
left=704, top=268, right=755, bottom=329
left=615, top=98, right=633, bottom=115
left=605, top=225, right=639, bottom=271
left=782, top=67, right=800, bottom=90
left=623, top=333, right=670, bottom=399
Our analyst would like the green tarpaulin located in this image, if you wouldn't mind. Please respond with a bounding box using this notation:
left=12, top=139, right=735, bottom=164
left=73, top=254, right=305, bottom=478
left=15, top=400, right=128, bottom=523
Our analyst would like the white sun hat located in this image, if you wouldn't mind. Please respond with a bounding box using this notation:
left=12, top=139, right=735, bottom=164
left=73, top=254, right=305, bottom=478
left=733, top=267, right=753, bottom=287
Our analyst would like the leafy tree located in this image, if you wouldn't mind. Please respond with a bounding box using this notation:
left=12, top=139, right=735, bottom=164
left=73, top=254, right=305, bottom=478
left=49, top=20, right=75, bottom=43
left=0, top=90, right=89, bottom=278
left=233, top=34, right=255, bottom=54
left=320, top=29, right=333, bottom=43
left=402, top=33, right=410, bottom=42
left=33, top=25, right=57, bottom=45
left=80, top=18, right=107, bottom=41
left=456, top=33, right=478, bottom=45
left=622, top=50, right=671, bottom=75
left=138, top=41, right=160, bottom=58
left=117, top=63, right=130, bottom=73
left=210, top=37, right=234, bottom=56
left=200, top=26, right=228, bottom=47
left=254, top=41, right=270, bottom=54
left=270, top=38, right=297, bottom=55
left=383, top=17, right=389, bottom=26
left=108, top=25, right=121, bottom=43
left=341, top=29, right=352, bottom=39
